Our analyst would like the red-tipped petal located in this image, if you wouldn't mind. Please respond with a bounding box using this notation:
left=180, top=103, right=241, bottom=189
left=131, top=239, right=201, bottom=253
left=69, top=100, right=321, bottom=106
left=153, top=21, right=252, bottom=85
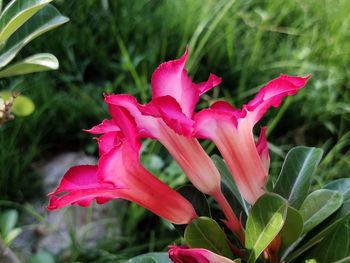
left=97, top=145, right=198, bottom=224
left=105, top=94, right=160, bottom=139
left=108, top=106, right=141, bottom=152
left=168, top=245, right=236, bottom=263
left=151, top=49, right=221, bottom=117
left=85, top=119, right=119, bottom=134
left=50, top=165, right=100, bottom=194
left=245, top=74, right=310, bottom=125
left=48, top=165, right=116, bottom=210
left=97, top=131, right=122, bottom=156
left=256, top=127, right=270, bottom=173
left=142, top=96, right=194, bottom=136
left=194, top=108, right=237, bottom=139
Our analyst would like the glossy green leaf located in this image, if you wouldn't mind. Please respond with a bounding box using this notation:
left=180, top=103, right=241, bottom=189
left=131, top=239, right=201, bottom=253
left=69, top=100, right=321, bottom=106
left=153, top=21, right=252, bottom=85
left=0, top=209, right=18, bottom=236
left=212, top=155, right=249, bottom=215
left=245, top=193, right=288, bottom=263
left=300, top=189, right=343, bottom=234
left=303, top=216, right=350, bottom=263
left=174, top=185, right=210, bottom=235
left=284, top=200, right=350, bottom=262
left=0, top=0, right=52, bottom=44
left=324, top=178, right=350, bottom=201
left=177, top=185, right=210, bottom=217
left=274, top=146, right=323, bottom=208
left=184, top=217, right=234, bottom=259
left=0, top=4, right=69, bottom=68
left=280, top=206, right=303, bottom=248
left=126, top=252, right=171, bottom=263
left=0, top=53, right=58, bottom=77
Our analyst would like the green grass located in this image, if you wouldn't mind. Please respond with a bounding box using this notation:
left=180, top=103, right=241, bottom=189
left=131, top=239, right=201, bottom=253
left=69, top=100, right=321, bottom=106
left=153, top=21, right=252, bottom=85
left=1, top=0, right=350, bottom=259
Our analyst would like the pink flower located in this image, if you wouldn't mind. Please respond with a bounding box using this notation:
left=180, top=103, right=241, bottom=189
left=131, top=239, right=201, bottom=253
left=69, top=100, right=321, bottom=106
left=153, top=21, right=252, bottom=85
left=105, top=49, right=222, bottom=195
left=194, top=74, right=310, bottom=204
left=168, top=245, right=238, bottom=263
left=48, top=107, right=197, bottom=225
left=104, top=50, right=244, bottom=239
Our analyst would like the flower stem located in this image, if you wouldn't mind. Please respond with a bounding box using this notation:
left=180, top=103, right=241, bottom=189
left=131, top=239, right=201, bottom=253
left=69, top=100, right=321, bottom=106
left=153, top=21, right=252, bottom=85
left=213, top=190, right=245, bottom=244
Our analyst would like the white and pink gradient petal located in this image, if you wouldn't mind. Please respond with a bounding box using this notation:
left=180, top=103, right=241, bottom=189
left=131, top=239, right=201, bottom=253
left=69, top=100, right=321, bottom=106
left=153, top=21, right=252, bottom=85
left=194, top=74, right=310, bottom=204
left=256, top=127, right=270, bottom=173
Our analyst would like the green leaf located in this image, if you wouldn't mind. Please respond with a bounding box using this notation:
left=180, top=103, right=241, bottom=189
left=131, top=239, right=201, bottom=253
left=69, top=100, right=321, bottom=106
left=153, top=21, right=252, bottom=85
left=303, top=216, right=350, bottom=263
left=125, top=252, right=171, bottom=263
left=212, top=155, right=250, bottom=215
left=299, top=189, right=343, bottom=234
left=174, top=185, right=211, bottom=236
left=274, top=146, right=323, bottom=208
left=177, top=185, right=210, bottom=217
left=280, top=206, right=303, bottom=248
left=0, top=209, right=18, bottom=236
left=29, top=251, right=55, bottom=263
left=0, top=0, right=52, bottom=44
left=0, top=53, right=58, bottom=77
left=4, top=227, right=22, bottom=245
left=184, top=216, right=234, bottom=259
left=245, top=193, right=288, bottom=263
left=324, top=178, right=350, bottom=201
left=284, top=200, right=350, bottom=262
left=0, top=4, right=69, bottom=68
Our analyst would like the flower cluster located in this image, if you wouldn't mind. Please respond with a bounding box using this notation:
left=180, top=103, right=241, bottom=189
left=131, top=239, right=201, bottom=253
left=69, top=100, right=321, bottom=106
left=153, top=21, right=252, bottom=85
left=48, top=50, right=309, bottom=262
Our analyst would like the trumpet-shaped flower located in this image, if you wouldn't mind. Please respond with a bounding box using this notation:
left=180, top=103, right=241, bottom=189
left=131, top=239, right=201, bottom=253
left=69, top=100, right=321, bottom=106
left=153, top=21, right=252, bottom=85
left=194, top=74, right=310, bottom=204
left=168, top=245, right=237, bottom=263
left=105, top=49, right=222, bottom=195
left=48, top=107, right=197, bottom=225
left=104, top=50, right=244, bottom=238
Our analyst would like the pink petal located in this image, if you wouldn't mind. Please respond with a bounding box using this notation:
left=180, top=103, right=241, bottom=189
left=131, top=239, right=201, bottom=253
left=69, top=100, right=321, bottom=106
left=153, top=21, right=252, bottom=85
left=96, top=131, right=122, bottom=156
left=105, top=93, right=222, bottom=195
left=195, top=73, right=222, bottom=95
left=48, top=144, right=197, bottom=224
left=84, top=119, right=120, bottom=134
left=151, top=49, right=221, bottom=117
left=108, top=106, right=141, bottom=152
left=194, top=108, right=266, bottom=204
left=256, top=127, right=270, bottom=173
left=48, top=165, right=116, bottom=210
left=211, top=101, right=243, bottom=119
left=168, top=245, right=237, bottom=263
left=48, top=189, right=120, bottom=210
left=157, top=122, right=221, bottom=195
left=49, top=165, right=107, bottom=194
left=105, top=94, right=160, bottom=138
left=245, top=74, right=310, bottom=124
left=141, top=96, right=194, bottom=136
left=97, top=145, right=198, bottom=224
left=194, top=74, right=309, bottom=204
left=194, top=108, right=236, bottom=139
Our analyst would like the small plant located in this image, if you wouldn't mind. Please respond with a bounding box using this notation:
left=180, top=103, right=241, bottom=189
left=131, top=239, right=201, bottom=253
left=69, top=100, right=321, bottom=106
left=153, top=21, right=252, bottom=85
left=0, top=0, right=68, bottom=124
left=48, top=50, right=350, bottom=263
left=0, top=209, right=21, bottom=262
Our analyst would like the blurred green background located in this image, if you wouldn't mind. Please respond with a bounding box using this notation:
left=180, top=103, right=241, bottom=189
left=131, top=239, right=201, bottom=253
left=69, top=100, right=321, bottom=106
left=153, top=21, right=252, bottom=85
left=0, top=0, right=350, bottom=261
